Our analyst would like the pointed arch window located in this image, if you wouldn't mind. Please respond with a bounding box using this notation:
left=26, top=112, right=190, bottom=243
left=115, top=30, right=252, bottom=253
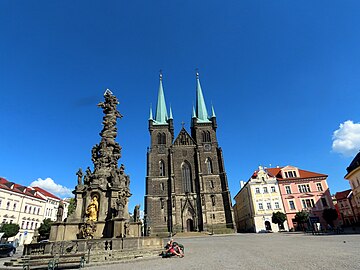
left=182, top=162, right=193, bottom=193
left=211, top=195, right=216, bottom=206
left=202, top=131, right=211, bottom=142
left=157, top=132, right=166, bottom=144
left=160, top=198, right=164, bottom=209
left=205, top=158, right=213, bottom=174
left=159, top=160, right=165, bottom=176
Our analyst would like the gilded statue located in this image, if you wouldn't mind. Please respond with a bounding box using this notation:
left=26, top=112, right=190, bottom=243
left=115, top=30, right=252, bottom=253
left=86, top=195, right=99, bottom=221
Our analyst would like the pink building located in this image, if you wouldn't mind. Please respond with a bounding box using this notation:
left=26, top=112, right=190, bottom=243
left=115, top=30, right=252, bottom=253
left=267, top=165, right=334, bottom=230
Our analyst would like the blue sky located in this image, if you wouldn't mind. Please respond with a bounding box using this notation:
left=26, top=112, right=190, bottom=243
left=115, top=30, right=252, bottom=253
left=1, top=1, right=360, bottom=212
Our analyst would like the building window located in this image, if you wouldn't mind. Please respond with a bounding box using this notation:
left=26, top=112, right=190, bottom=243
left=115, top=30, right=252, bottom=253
left=26, top=222, right=29, bottom=229
left=13, top=203, right=17, bottom=211
left=182, top=162, right=193, bottom=193
left=6, top=202, right=10, bottom=210
left=258, top=203, right=263, bottom=210
left=33, top=207, right=36, bottom=214
left=37, top=208, right=40, bottom=215
left=157, top=132, right=166, bottom=145
left=9, top=220, right=13, bottom=224
left=211, top=195, right=216, bottom=206
left=202, top=131, right=211, bottom=142
left=289, top=201, right=295, bottom=210
left=2, top=219, right=6, bottom=224
left=160, top=182, right=165, bottom=191
left=30, top=222, right=34, bottom=230
left=302, top=199, right=315, bottom=209
left=271, top=186, right=276, bottom=193
left=285, top=171, right=297, bottom=178
left=267, top=202, right=272, bottom=209
left=24, top=206, right=27, bottom=213
left=160, top=198, right=164, bottom=209
left=255, top=188, right=260, bottom=194
left=285, top=186, right=292, bottom=194
left=275, top=202, right=280, bottom=209
left=205, top=158, right=213, bottom=174
left=298, top=184, right=310, bottom=193
left=210, top=180, right=214, bottom=189
left=29, top=206, right=32, bottom=214
left=321, top=198, right=328, bottom=207
left=0, top=199, right=2, bottom=207
left=21, top=221, right=25, bottom=229
left=263, top=187, right=268, bottom=193
left=316, top=183, right=323, bottom=191
left=159, top=160, right=165, bottom=177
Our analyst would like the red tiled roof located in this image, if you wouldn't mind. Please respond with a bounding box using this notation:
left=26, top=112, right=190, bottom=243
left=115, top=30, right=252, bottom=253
left=265, top=167, right=327, bottom=180
left=32, top=186, right=61, bottom=200
left=335, top=189, right=352, bottom=200
left=0, top=177, right=46, bottom=201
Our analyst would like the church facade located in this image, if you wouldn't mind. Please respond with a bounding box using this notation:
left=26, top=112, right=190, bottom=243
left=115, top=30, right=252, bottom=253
left=144, top=73, right=234, bottom=236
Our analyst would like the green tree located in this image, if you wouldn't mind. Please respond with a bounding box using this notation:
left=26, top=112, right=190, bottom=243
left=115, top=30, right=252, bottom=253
left=67, top=198, right=76, bottom=216
left=294, top=211, right=309, bottom=231
left=272, top=211, right=287, bottom=230
left=322, top=208, right=338, bottom=227
left=0, top=223, right=20, bottom=241
left=38, top=218, right=53, bottom=239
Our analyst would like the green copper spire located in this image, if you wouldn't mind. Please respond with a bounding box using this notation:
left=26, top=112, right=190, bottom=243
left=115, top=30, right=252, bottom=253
left=169, top=106, right=173, bottom=120
left=211, top=104, right=216, bottom=118
left=192, top=105, right=196, bottom=118
left=195, top=72, right=211, bottom=123
left=154, top=72, right=168, bottom=125
left=149, top=105, right=153, bottom=120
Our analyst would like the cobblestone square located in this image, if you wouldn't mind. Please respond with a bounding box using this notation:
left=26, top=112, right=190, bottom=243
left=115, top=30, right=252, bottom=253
left=86, top=233, right=359, bottom=270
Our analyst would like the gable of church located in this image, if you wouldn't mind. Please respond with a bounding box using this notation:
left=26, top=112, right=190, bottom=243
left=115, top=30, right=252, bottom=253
left=173, top=128, right=196, bottom=146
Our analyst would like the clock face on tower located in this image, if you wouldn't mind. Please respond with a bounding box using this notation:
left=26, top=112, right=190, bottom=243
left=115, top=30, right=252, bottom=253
left=204, top=143, right=212, bottom=152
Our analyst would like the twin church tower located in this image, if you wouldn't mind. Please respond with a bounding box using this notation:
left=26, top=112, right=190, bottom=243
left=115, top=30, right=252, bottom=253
left=145, top=72, right=234, bottom=235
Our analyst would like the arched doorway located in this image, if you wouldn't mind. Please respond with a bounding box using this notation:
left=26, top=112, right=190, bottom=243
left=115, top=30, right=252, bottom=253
left=265, top=221, right=272, bottom=231
left=186, top=219, right=194, bottom=232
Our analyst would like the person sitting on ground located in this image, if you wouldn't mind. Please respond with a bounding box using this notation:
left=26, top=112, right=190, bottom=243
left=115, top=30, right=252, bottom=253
left=160, top=239, right=184, bottom=258
left=173, top=242, right=184, bottom=257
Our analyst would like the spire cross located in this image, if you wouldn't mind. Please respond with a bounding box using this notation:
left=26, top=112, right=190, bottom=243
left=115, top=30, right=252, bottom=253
left=195, top=68, right=199, bottom=78
left=159, top=69, right=163, bottom=80
left=181, top=121, right=185, bottom=128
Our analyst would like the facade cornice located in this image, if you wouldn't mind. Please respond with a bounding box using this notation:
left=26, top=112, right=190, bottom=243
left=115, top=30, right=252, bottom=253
left=345, top=166, right=360, bottom=179
left=277, top=176, right=327, bottom=184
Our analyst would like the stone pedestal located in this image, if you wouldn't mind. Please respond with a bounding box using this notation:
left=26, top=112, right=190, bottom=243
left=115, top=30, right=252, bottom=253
left=113, top=219, right=126, bottom=238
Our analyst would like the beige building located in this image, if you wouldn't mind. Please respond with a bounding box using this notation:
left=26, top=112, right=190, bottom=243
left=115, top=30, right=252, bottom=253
left=0, top=178, right=68, bottom=245
left=234, top=166, right=289, bottom=233
left=345, top=151, right=360, bottom=221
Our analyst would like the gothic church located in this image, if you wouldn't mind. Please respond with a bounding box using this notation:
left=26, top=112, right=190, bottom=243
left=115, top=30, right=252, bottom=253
left=145, top=73, right=234, bottom=236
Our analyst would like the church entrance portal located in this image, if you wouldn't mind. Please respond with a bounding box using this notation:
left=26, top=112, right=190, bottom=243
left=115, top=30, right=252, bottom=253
left=186, top=219, right=194, bottom=232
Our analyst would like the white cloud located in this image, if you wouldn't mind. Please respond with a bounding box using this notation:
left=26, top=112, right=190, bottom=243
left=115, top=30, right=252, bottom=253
left=30, top=178, right=73, bottom=198
left=332, top=120, right=360, bottom=157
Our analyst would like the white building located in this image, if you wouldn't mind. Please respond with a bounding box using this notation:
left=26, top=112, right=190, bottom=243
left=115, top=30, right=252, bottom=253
left=233, top=166, right=289, bottom=233
left=0, top=177, right=69, bottom=245
left=31, top=187, right=61, bottom=222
